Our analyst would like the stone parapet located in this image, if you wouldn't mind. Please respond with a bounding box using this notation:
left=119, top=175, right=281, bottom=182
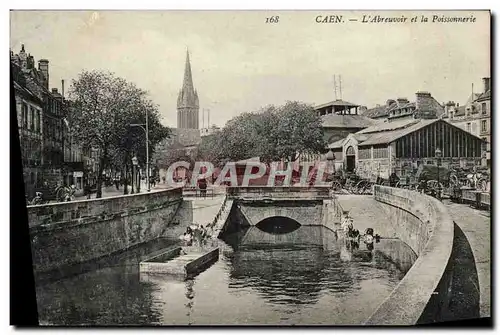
left=227, top=186, right=331, bottom=201
left=365, top=186, right=454, bottom=325
left=28, top=188, right=183, bottom=274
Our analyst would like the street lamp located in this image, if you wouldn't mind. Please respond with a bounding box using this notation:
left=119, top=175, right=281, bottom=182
left=131, top=156, right=138, bottom=194
left=435, top=148, right=442, bottom=200
left=130, top=112, right=150, bottom=192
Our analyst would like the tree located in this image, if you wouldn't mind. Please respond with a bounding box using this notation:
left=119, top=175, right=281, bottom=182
left=68, top=71, right=170, bottom=198
left=206, top=101, right=327, bottom=165
left=272, top=101, right=328, bottom=162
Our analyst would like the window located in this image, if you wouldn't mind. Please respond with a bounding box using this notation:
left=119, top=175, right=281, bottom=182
left=466, top=123, right=471, bottom=132
left=482, top=137, right=488, bottom=151
left=29, top=107, right=34, bottom=130
left=482, top=103, right=487, bottom=115
left=358, top=148, right=371, bottom=159
left=481, top=120, right=487, bottom=133
left=373, top=147, right=389, bottom=159
left=36, top=110, right=40, bottom=133
left=22, top=103, right=28, bottom=128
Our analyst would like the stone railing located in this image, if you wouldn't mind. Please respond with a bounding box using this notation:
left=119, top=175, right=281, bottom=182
left=226, top=186, right=331, bottom=200
left=28, top=187, right=183, bottom=274
left=364, top=185, right=455, bottom=325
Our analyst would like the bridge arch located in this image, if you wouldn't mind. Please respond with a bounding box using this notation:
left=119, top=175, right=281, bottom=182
left=237, top=201, right=324, bottom=227
left=255, top=216, right=301, bottom=234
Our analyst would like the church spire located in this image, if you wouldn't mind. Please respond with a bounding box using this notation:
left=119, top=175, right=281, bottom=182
left=177, top=48, right=200, bottom=129
left=182, top=48, right=194, bottom=94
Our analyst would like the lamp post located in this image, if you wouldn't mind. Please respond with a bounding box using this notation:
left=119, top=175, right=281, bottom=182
left=130, top=112, right=150, bottom=192
left=435, top=148, right=442, bottom=200
left=132, top=156, right=138, bottom=194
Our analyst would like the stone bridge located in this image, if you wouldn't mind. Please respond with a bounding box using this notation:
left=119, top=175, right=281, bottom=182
left=225, top=186, right=340, bottom=229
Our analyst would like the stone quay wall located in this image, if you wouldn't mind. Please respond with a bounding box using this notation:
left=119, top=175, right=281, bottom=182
left=364, top=185, right=455, bottom=325
left=27, top=188, right=183, bottom=274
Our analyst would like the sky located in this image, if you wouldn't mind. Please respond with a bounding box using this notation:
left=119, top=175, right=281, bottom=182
left=10, top=10, right=490, bottom=128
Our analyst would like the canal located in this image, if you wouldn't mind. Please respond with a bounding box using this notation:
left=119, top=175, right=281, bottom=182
left=35, top=220, right=417, bottom=325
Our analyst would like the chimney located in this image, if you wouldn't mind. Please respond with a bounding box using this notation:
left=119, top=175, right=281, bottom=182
left=61, top=79, right=65, bottom=98
left=482, top=77, right=490, bottom=93
left=38, top=59, right=49, bottom=89
left=52, top=88, right=58, bottom=94
left=415, top=91, right=436, bottom=119
left=19, top=44, right=27, bottom=69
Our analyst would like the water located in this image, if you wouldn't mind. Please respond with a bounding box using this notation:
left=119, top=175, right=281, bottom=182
left=35, top=224, right=416, bottom=325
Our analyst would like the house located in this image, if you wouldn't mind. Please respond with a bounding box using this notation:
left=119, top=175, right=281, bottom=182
left=362, top=91, right=446, bottom=122
left=446, top=77, right=491, bottom=168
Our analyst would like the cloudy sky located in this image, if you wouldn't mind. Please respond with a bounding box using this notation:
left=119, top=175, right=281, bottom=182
left=10, top=10, right=490, bottom=128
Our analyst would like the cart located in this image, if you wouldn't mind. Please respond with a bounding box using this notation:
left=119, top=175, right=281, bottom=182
left=414, top=164, right=450, bottom=197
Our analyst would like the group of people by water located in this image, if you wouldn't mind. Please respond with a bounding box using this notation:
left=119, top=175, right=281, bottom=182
left=339, top=212, right=380, bottom=251
left=179, top=224, right=213, bottom=247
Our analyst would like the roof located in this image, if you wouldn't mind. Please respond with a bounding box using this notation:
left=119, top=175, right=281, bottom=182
left=357, top=118, right=420, bottom=134
left=328, top=138, right=345, bottom=149
left=454, top=105, right=467, bottom=116
left=321, top=114, right=379, bottom=128
left=362, top=105, right=390, bottom=119
left=476, top=89, right=490, bottom=101
left=13, top=81, right=41, bottom=103
left=314, top=99, right=360, bottom=110
left=356, top=119, right=437, bottom=146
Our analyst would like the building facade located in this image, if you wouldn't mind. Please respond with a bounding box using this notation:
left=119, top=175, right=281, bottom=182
left=362, top=91, right=446, bottom=122
left=12, top=44, right=85, bottom=196
left=177, top=50, right=199, bottom=129
left=12, top=58, right=44, bottom=197
left=445, top=77, right=491, bottom=168
left=328, top=118, right=484, bottom=180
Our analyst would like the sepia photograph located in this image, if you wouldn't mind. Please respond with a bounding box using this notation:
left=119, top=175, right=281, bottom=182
left=9, top=9, right=491, bottom=326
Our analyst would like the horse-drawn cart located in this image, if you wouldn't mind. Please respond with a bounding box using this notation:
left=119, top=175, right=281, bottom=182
left=413, top=164, right=450, bottom=197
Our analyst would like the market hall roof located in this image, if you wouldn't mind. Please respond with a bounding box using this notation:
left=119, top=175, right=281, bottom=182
left=321, top=114, right=379, bottom=129
left=357, top=119, right=437, bottom=146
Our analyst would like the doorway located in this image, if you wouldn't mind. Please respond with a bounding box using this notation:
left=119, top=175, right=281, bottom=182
left=346, top=146, right=356, bottom=172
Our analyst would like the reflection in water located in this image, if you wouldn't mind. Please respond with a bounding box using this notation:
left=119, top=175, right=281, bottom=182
left=35, top=219, right=416, bottom=325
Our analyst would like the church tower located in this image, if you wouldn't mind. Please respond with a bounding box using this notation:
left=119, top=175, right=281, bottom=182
left=177, top=49, right=199, bottom=129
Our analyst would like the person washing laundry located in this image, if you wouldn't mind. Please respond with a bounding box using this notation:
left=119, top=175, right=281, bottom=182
left=180, top=227, right=194, bottom=247
left=341, top=212, right=354, bottom=236
left=363, top=228, right=380, bottom=251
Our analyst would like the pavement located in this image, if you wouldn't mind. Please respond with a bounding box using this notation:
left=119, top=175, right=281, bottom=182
left=176, top=195, right=226, bottom=226
left=442, top=200, right=491, bottom=318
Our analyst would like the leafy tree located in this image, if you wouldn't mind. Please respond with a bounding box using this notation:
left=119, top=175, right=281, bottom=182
left=68, top=71, right=169, bottom=198
left=205, top=101, right=327, bottom=165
